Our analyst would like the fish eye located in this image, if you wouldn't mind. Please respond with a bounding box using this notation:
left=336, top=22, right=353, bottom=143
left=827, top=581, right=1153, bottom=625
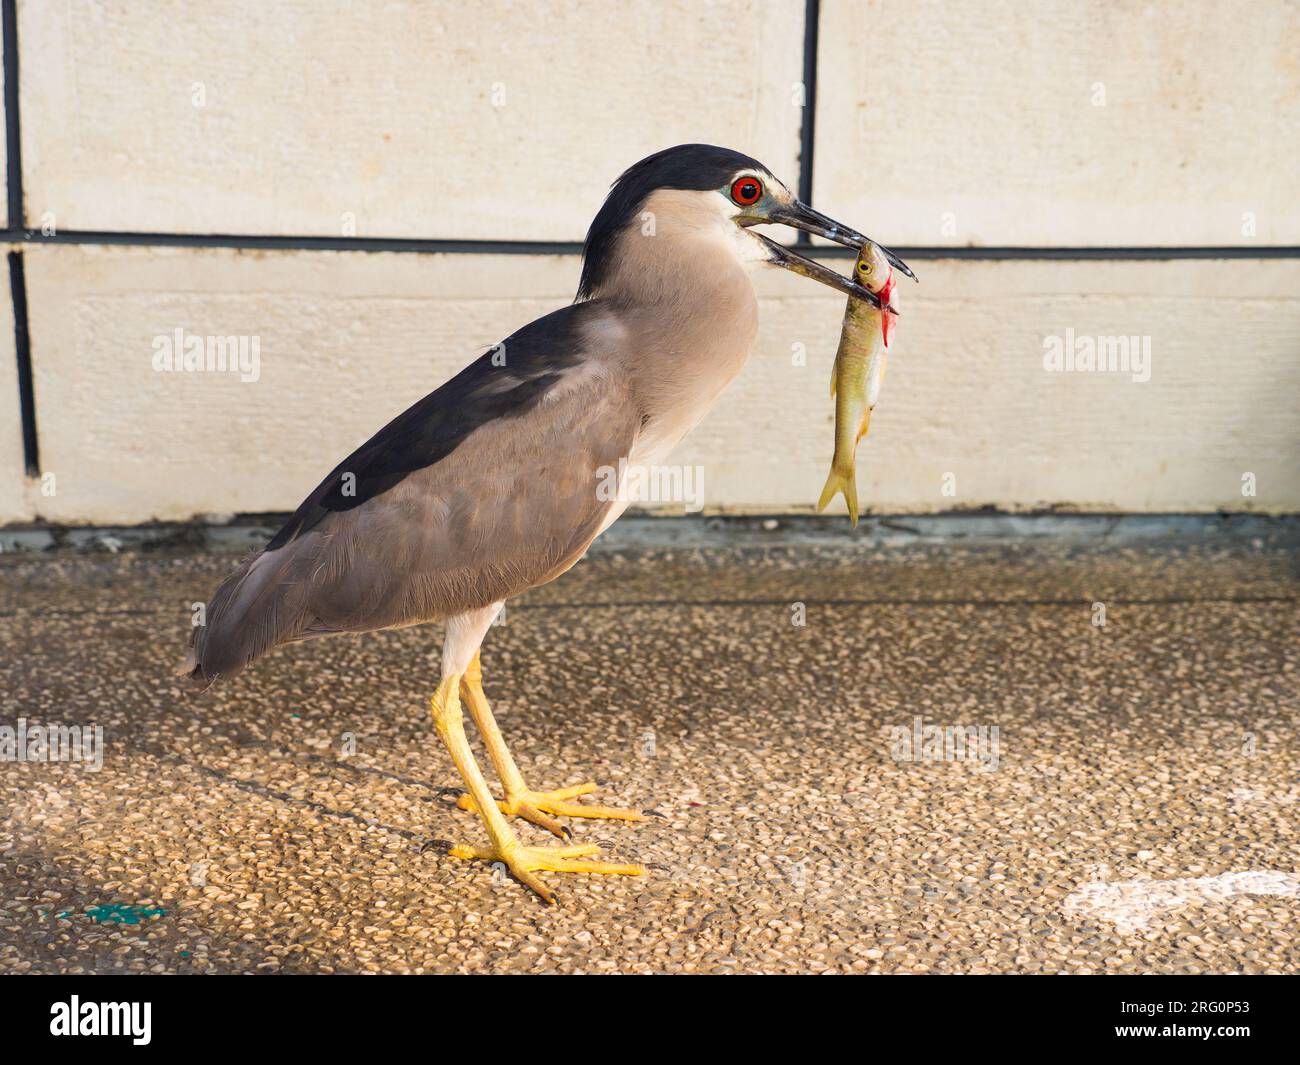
left=730, top=176, right=763, bottom=206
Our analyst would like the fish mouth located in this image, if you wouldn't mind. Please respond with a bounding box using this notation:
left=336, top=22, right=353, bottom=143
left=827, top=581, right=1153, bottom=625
left=749, top=199, right=916, bottom=307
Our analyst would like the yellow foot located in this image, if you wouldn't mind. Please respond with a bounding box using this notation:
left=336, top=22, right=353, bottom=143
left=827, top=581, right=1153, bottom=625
left=457, top=782, right=647, bottom=839
left=447, top=841, right=646, bottom=904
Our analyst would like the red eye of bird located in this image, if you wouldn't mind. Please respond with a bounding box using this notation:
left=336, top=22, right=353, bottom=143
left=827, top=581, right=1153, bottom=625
left=730, top=176, right=763, bottom=206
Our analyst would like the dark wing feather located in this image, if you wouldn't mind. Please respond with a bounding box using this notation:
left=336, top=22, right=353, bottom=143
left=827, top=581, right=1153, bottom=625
left=185, top=301, right=638, bottom=684
left=266, top=302, right=593, bottom=550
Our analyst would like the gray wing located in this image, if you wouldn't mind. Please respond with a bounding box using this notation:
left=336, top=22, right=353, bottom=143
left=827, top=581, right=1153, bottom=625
left=186, top=305, right=639, bottom=683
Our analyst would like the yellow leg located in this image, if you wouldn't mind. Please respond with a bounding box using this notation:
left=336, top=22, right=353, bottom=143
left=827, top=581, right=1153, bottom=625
left=431, top=673, right=645, bottom=903
left=455, top=651, right=647, bottom=837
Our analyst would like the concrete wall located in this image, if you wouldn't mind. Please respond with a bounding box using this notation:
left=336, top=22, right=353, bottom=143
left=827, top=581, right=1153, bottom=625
left=814, top=0, right=1299, bottom=246
left=3, top=0, right=1298, bottom=524
left=20, top=0, right=804, bottom=239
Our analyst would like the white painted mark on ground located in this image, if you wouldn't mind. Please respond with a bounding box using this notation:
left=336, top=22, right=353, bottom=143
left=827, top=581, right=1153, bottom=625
left=1229, top=786, right=1298, bottom=805
left=1064, top=871, right=1300, bottom=933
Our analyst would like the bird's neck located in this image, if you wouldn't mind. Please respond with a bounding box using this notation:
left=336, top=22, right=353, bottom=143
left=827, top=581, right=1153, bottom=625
left=587, top=191, right=762, bottom=445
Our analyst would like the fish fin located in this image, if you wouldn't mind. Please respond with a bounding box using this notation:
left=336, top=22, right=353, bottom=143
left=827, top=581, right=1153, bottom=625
left=855, top=408, right=872, bottom=445
left=816, top=467, right=860, bottom=527
left=829, top=364, right=838, bottom=398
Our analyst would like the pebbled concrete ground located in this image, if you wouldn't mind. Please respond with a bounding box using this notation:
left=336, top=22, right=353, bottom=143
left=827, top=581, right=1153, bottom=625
left=1, top=523, right=1297, bottom=973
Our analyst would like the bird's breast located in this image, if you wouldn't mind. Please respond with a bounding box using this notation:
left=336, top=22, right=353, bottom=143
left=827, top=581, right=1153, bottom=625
left=631, top=288, right=757, bottom=440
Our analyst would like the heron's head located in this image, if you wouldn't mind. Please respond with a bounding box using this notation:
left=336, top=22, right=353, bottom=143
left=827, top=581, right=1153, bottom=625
left=578, top=143, right=913, bottom=307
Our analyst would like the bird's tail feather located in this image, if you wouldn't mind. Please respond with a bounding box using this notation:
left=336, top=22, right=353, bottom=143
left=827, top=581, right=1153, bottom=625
left=816, top=466, right=859, bottom=527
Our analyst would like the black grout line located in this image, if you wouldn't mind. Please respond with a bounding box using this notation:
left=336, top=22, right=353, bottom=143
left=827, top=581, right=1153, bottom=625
left=814, top=245, right=1300, bottom=261
left=796, top=0, right=820, bottom=245
left=5, top=229, right=586, bottom=255
left=4, top=227, right=1297, bottom=261
left=3, top=1, right=35, bottom=480
left=1, top=0, right=20, bottom=229
left=7, top=250, right=37, bottom=475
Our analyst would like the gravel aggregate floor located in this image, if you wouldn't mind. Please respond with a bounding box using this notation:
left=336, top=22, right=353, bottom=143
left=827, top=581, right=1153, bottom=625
left=2, top=526, right=1297, bottom=974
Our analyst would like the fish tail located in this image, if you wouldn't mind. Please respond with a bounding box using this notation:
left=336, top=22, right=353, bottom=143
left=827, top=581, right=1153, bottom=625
left=816, top=466, right=860, bottom=527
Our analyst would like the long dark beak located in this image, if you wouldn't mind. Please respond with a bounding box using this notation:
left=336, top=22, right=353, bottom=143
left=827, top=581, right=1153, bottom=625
left=769, top=200, right=916, bottom=280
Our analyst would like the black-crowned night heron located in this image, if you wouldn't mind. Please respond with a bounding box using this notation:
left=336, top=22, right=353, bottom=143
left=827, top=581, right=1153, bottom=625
left=184, top=144, right=912, bottom=902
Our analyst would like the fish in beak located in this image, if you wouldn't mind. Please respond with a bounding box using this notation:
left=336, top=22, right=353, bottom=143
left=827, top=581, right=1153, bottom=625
left=747, top=200, right=916, bottom=310
left=816, top=240, right=901, bottom=526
